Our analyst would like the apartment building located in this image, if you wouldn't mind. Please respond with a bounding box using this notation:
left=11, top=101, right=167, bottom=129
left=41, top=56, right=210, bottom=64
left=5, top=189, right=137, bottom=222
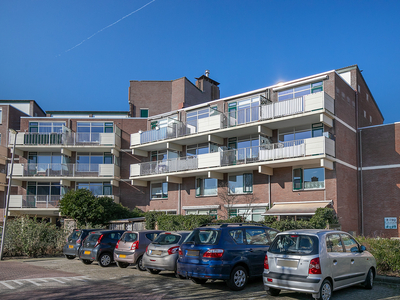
left=128, top=65, right=384, bottom=237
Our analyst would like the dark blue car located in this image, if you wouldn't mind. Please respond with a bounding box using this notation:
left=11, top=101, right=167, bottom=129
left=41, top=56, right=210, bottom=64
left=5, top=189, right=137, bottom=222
left=177, top=223, right=279, bottom=290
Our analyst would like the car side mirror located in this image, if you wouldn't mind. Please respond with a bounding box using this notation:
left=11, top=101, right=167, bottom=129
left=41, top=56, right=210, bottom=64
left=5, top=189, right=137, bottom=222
left=360, top=245, right=366, bottom=252
left=350, top=246, right=359, bottom=252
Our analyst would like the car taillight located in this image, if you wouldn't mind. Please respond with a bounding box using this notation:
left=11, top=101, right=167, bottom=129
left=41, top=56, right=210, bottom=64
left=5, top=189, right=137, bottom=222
left=131, top=241, right=139, bottom=250
left=115, top=240, right=121, bottom=249
left=94, top=234, right=104, bottom=248
left=76, top=238, right=82, bottom=245
left=168, top=246, right=180, bottom=255
left=309, top=257, right=321, bottom=274
left=146, top=245, right=149, bottom=253
left=264, top=253, right=269, bottom=270
left=178, top=247, right=183, bottom=256
left=203, top=249, right=224, bottom=258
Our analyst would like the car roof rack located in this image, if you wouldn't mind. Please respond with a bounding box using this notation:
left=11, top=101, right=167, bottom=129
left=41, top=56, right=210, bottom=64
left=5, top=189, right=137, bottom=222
left=199, top=223, right=266, bottom=228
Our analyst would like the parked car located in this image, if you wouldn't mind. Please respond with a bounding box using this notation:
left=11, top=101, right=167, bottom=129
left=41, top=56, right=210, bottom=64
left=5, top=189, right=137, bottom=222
left=114, top=230, right=164, bottom=271
left=79, top=230, right=125, bottom=267
left=263, top=229, right=376, bottom=300
left=63, top=229, right=101, bottom=260
left=177, top=223, right=279, bottom=290
left=143, top=231, right=191, bottom=276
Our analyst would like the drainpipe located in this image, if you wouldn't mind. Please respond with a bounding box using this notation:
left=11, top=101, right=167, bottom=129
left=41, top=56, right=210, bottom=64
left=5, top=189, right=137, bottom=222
left=359, top=129, right=364, bottom=236
left=178, top=183, right=181, bottom=215
left=268, top=175, right=271, bottom=209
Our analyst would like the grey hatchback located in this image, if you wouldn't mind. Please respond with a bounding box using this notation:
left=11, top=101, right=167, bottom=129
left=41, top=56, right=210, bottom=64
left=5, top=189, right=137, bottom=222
left=63, top=229, right=101, bottom=260
left=114, top=230, right=164, bottom=271
left=143, top=231, right=191, bottom=275
left=263, top=230, right=376, bottom=300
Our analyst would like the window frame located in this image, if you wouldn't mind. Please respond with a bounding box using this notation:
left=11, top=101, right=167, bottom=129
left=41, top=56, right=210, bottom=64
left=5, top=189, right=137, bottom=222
left=293, top=167, right=325, bottom=191
left=228, top=172, right=253, bottom=195
left=150, top=181, right=168, bottom=199
left=140, top=109, right=149, bottom=118
left=195, top=177, right=218, bottom=197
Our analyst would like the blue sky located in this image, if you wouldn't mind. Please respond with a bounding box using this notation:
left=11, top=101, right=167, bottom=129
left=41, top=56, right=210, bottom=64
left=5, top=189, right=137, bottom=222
left=1, top=0, right=399, bottom=123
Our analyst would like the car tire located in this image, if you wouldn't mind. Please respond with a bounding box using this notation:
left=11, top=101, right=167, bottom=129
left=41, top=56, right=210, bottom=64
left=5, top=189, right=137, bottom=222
left=147, top=268, right=161, bottom=274
left=66, top=255, right=75, bottom=260
left=136, top=256, right=146, bottom=271
left=116, top=261, right=130, bottom=268
left=175, top=272, right=185, bottom=279
left=99, top=253, right=112, bottom=267
left=364, top=268, right=374, bottom=289
left=317, top=279, right=332, bottom=300
left=267, top=288, right=281, bottom=296
left=191, top=278, right=208, bottom=284
left=226, top=266, right=248, bottom=291
left=82, top=259, right=93, bottom=265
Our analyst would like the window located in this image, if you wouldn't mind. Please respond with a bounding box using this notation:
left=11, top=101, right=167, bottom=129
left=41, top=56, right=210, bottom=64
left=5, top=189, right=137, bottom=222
left=187, top=142, right=218, bottom=156
left=77, top=122, right=113, bottom=143
left=27, top=181, right=64, bottom=207
left=185, top=209, right=217, bottom=218
left=196, top=177, right=218, bottom=196
left=151, top=182, right=168, bottom=199
left=76, top=182, right=112, bottom=196
left=229, top=207, right=266, bottom=221
left=364, top=110, right=366, bottom=118
left=278, top=81, right=323, bottom=101
left=76, top=152, right=113, bottom=172
left=29, top=122, right=65, bottom=133
left=293, top=168, right=325, bottom=190
left=326, top=234, right=344, bottom=253
left=186, top=107, right=219, bottom=132
left=370, top=116, right=372, bottom=123
left=140, top=109, right=149, bottom=118
left=229, top=229, right=245, bottom=244
left=366, top=94, right=369, bottom=101
left=312, top=123, right=324, bottom=137
left=340, top=234, right=359, bottom=252
left=228, top=173, right=253, bottom=194
left=245, top=228, right=269, bottom=245
left=279, top=125, right=312, bottom=142
left=0, top=109, right=2, bottom=124
left=28, top=152, right=68, bottom=174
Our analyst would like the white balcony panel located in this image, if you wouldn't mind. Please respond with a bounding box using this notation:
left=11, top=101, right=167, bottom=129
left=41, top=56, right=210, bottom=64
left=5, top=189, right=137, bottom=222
left=197, top=115, right=222, bottom=133
left=259, top=143, right=305, bottom=160
left=9, top=195, right=22, bottom=208
left=130, top=164, right=140, bottom=177
left=9, top=163, right=24, bottom=176
left=325, top=138, right=335, bottom=157
left=131, top=133, right=141, bottom=147
left=305, top=136, right=325, bottom=156
left=99, top=133, right=115, bottom=146
left=324, top=93, right=335, bottom=114
left=198, top=152, right=221, bottom=169
left=98, top=164, right=118, bottom=177
left=304, top=92, right=335, bottom=114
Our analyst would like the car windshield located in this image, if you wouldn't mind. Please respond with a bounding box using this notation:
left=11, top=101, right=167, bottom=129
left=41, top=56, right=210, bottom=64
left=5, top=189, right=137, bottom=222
left=153, top=233, right=181, bottom=245
left=69, top=230, right=81, bottom=240
left=184, top=229, right=220, bottom=245
left=269, top=234, right=319, bottom=255
left=121, top=233, right=138, bottom=242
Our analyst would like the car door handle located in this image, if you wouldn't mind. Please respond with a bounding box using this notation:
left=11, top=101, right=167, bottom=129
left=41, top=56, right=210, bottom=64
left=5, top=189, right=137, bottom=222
left=333, top=260, right=337, bottom=265
left=351, top=259, right=355, bottom=264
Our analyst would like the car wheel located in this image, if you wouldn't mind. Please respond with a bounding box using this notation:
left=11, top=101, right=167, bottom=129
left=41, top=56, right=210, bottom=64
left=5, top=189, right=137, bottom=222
left=364, top=268, right=374, bottom=289
left=191, top=278, right=207, bottom=284
left=66, top=255, right=75, bottom=260
left=82, top=259, right=93, bottom=265
left=136, top=256, right=146, bottom=271
left=226, top=266, right=248, bottom=291
left=147, top=268, right=161, bottom=274
left=116, top=261, right=130, bottom=268
left=267, top=288, right=281, bottom=296
left=99, top=253, right=112, bottom=267
left=317, top=279, right=332, bottom=300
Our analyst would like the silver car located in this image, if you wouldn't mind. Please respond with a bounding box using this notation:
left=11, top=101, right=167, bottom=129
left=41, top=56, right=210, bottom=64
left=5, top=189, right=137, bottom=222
left=263, top=230, right=376, bottom=300
left=143, top=231, right=191, bottom=276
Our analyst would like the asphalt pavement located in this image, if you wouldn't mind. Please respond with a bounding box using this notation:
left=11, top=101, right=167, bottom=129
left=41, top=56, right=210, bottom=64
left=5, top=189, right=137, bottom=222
left=0, top=257, right=400, bottom=299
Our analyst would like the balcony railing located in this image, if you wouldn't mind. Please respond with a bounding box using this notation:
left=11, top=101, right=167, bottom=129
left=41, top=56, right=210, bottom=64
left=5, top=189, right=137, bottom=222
left=131, top=92, right=335, bottom=147
left=10, top=130, right=122, bottom=148
left=130, top=136, right=335, bottom=177
left=9, top=195, right=61, bottom=208
left=9, top=163, right=119, bottom=178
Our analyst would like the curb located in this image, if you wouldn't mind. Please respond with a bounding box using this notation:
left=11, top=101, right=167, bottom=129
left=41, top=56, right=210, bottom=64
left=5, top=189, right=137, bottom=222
left=376, top=275, right=400, bottom=284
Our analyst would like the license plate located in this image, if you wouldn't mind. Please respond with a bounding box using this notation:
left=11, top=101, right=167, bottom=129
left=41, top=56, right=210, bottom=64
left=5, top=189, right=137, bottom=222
left=187, top=250, right=199, bottom=257
left=151, top=250, right=162, bottom=255
left=119, top=254, right=126, bottom=258
left=69, top=245, right=73, bottom=249
left=84, top=251, right=91, bottom=255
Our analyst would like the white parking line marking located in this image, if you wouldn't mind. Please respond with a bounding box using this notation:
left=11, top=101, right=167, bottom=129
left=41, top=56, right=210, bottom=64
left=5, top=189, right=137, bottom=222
left=13, top=280, right=23, bottom=285
left=38, top=279, right=48, bottom=282
left=62, top=277, right=72, bottom=281
left=51, top=278, right=65, bottom=283
left=26, top=279, right=41, bottom=286
left=0, top=281, right=15, bottom=289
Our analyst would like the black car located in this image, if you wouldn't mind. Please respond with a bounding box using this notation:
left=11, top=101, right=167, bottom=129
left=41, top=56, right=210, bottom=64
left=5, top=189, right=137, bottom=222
left=63, top=229, right=101, bottom=260
left=79, top=230, right=125, bottom=267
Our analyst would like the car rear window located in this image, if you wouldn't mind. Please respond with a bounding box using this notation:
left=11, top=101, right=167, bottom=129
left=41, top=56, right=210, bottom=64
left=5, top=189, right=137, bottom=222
left=121, top=233, right=138, bottom=242
left=69, top=230, right=82, bottom=240
left=154, top=233, right=181, bottom=245
left=87, top=233, right=101, bottom=242
left=269, top=234, right=319, bottom=255
left=145, top=233, right=159, bottom=241
left=184, top=229, right=220, bottom=245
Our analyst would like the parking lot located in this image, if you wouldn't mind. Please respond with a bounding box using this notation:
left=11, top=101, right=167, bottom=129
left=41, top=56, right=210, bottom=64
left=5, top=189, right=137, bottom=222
left=1, top=257, right=400, bottom=299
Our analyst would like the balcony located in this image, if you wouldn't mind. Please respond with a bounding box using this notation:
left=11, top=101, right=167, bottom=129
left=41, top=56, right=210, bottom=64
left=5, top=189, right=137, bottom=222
left=130, top=92, right=335, bottom=149
left=130, top=136, right=335, bottom=181
left=9, top=131, right=122, bottom=151
left=9, top=163, right=120, bottom=179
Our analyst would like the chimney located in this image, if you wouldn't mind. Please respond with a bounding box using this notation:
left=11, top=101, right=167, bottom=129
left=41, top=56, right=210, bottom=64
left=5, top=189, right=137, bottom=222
left=195, top=70, right=220, bottom=101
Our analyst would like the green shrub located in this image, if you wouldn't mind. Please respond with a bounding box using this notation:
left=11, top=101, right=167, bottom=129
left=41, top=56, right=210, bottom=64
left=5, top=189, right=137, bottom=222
left=3, top=216, right=68, bottom=257
left=356, top=236, right=400, bottom=273
left=144, top=211, right=165, bottom=230
left=156, top=215, right=214, bottom=231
